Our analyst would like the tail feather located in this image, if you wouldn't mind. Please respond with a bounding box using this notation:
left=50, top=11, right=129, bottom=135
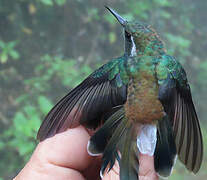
left=88, top=109, right=139, bottom=180
left=154, top=115, right=177, bottom=178
left=119, top=124, right=139, bottom=180
left=87, top=107, right=124, bottom=155
left=100, top=116, right=127, bottom=177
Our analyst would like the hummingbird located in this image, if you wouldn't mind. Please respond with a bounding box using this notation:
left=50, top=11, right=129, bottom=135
left=37, top=7, right=203, bottom=180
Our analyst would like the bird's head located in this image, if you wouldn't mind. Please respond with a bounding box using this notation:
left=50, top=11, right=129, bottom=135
left=106, top=6, right=165, bottom=56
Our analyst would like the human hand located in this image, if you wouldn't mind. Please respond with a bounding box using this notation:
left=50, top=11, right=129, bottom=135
left=14, top=125, right=158, bottom=180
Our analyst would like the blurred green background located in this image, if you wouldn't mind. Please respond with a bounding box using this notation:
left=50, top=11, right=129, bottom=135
left=0, top=0, right=206, bottom=179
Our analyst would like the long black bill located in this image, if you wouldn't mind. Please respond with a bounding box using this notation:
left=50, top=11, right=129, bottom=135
left=105, top=6, right=126, bottom=26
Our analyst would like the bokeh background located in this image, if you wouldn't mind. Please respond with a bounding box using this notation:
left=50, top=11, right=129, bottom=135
left=0, top=0, right=206, bottom=179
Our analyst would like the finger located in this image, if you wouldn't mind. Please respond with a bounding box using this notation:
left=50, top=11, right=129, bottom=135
left=139, top=154, right=159, bottom=180
left=15, top=156, right=86, bottom=180
left=102, top=160, right=120, bottom=180
left=33, top=125, right=95, bottom=171
left=82, top=156, right=102, bottom=180
left=101, top=154, right=159, bottom=180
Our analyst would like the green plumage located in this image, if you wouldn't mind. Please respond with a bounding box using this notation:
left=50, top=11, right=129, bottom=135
left=37, top=7, right=203, bottom=180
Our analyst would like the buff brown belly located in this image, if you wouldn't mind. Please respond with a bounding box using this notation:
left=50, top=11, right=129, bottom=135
left=125, top=75, right=164, bottom=124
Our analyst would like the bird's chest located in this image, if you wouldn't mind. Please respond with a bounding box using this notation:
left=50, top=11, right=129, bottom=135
left=125, top=71, right=164, bottom=124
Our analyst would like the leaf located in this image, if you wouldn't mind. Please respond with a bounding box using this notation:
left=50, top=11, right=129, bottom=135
left=103, top=14, right=116, bottom=25
left=109, top=32, right=116, bottom=44
left=81, top=65, right=92, bottom=74
left=40, top=0, right=53, bottom=6
left=18, top=141, right=35, bottom=156
left=15, top=94, right=30, bottom=104
left=29, top=3, right=37, bottom=14
left=122, top=13, right=134, bottom=21
left=24, top=105, right=37, bottom=118
left=165, top=33, right=191, bottom=48
left=38, top=96, right=53, bottom=115
left=13, top=112, right=27, bottom=132
left=0, top=53, right=8, bottom=63
left=160, top=10, right=171, bottom=19
left=9, top=50, right=20, bottom=59
left=41, top=54, right=52, bottom=62
left=87, top=8, right=99, bottom=20
left=7, top=41, right=17, bottom=49
left=29, top=116, right=41, bottom=132
left=153, top=0, right=174, bottom=7
left=55, top=0, right=66, bottom=6
left=22, top=27, right=33, bottom=35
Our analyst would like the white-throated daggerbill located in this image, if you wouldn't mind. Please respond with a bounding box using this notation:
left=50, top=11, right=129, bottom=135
left=37, top=7, right=203, bottom=180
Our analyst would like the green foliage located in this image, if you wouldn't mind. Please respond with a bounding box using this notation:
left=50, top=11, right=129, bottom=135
left=40, top=0, right=53, bottom=6
left=3, top=104, right=42, bottom=160
left=55, top=0, right=66, bottom=6
left=24, top=54, right=92, bottom=92
left=108, top=32, right=116, bottom=44
left=0, top=51, right=92, bottom=178
left=38, top=96, right=54, bottom=114
left=104, top=13, right=117, bottom=25
left=87, top=8, right=100, bottom=21
left=40, top=0, right=66, bottom=6
left=153, top=0, right=174, bottom=7
left=0, top=0, right=206, bottom=179
left=0, top=40, right=19, bottom=64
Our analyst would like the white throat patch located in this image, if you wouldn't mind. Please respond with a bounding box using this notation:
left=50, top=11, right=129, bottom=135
left=130, top=36, right=137, bottom=57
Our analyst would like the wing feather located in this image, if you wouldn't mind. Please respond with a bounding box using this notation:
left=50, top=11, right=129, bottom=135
left=159, top=76, right=203, bottom=173
left=37, top=59, right=128, bottom=141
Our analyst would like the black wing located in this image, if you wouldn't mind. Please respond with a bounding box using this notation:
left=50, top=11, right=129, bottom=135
left=37, top=58, right=128, bottom=141
left=158, top=67, right=203, bottom=173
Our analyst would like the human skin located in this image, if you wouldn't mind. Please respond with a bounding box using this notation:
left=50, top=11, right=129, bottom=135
left=14, top=125, right=158, bottom=180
